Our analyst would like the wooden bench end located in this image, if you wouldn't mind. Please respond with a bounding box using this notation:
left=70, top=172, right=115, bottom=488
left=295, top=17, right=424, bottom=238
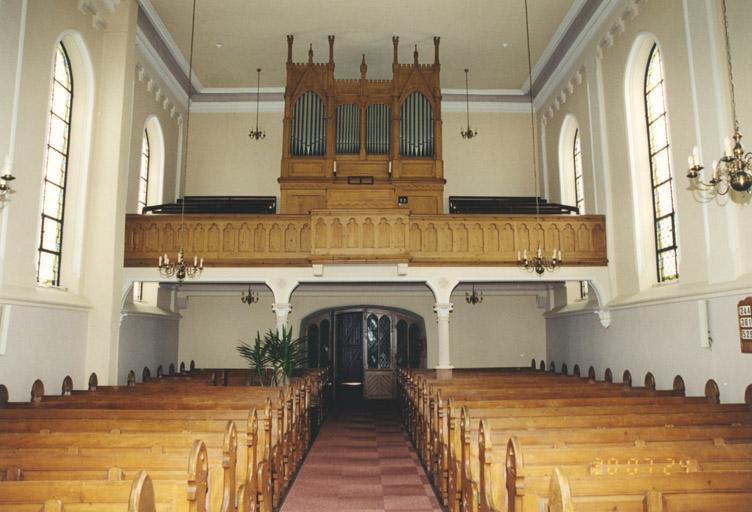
left=0, top=383, right=8, bottom=408
left=705, top=379, right=720, bottom=404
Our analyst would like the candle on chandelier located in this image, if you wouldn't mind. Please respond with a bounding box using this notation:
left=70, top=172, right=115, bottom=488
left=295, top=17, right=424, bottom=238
left=199, top=257, right=204, bottom=268
left=691, top=146, right=700, bottom=166
left=724, top=137, right=733, bottom=157
left=523, top=249, right=528, bottom=260
left=159, top=255, right=163, bottom=266
left=536, top=245, right=542, bottom=258
left=194, top=255, right=198, bottom=266
left=388, top=160, right=392, bottom=176
left=333, top=160, right=337, bottom=176
left=712, top=160, right=720, bottom=181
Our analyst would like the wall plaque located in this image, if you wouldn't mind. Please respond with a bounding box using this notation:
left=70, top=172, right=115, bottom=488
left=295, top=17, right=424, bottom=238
left=738, top=297, right=752, bottom=353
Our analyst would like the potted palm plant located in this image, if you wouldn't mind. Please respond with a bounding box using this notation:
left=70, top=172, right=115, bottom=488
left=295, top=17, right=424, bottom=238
left=237, top=326, right=306, bottom=386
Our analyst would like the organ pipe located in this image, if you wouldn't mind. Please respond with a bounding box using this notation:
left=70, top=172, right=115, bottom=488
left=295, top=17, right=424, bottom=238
left=291, top=91, right=326, bottom=156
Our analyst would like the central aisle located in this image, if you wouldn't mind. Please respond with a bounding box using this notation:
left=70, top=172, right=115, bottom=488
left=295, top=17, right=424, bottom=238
left=280, top=401, right=442, bottom=512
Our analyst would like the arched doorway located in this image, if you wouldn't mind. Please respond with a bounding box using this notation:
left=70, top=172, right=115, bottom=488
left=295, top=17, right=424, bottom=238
left=301, top=306, right=426, bottom=399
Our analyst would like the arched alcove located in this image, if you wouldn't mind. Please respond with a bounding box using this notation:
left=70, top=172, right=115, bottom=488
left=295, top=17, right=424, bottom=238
left=300, top=305, right=426, bottom=399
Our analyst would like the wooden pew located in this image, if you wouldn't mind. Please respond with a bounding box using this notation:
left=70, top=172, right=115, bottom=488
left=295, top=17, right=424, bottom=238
left=547, top=467, right=752, bottom=512
left=0, top=471, right=158, bottom=512
left=0, top=365, right=330, bottom=512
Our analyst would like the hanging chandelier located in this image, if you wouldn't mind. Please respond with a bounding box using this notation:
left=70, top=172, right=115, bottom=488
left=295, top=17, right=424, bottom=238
left=249, top=68, right=266, bottom=140
left=241, top=285, right=259, bottom=306
left=0, top=157, right=15, bottom=200
left=517, top=0, right=561, bottom=275
left=460, top=69, right=477, bottom=139
left=158, top=0, right=203, bottom=282
left=686, top=0, right=751, bottom=196
left=465, top=284, right=483, bottom=305
left=518, top=245, right=562, bottom=275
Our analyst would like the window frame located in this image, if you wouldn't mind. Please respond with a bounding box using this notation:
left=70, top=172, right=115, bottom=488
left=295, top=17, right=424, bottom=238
left=37, top=42, right=74, bottom=288
left=643, top=44, right=678, bottom=283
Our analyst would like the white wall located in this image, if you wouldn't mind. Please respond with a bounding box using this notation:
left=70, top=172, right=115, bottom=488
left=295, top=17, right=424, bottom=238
left=540, top=0, right=752, bottom=404
left=0, top=304, right=88, bottom=401
left=177, top=288, right=546, bottom=370
left=184, top=111, right=538, bottom=208
left=118, top=312, right=179, bottom=384
left=547, top=291, right=751, bottom=403
left=0, top=1, right=185, bottom=397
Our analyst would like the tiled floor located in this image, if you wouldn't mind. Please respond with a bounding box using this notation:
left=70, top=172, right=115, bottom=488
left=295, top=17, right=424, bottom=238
left=280, top=401, right=442, bottom=512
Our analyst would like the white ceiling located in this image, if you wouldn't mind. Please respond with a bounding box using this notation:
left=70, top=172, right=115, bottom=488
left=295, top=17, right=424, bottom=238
left=144, top=0, right=580, bottom=91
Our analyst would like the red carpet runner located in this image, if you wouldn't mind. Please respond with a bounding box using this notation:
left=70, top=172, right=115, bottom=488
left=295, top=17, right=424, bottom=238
left=281, top=401, right=442, bottom=512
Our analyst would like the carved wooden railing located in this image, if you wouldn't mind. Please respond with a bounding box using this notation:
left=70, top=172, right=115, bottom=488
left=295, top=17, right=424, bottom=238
left=124, top=210, right=607, bottom=267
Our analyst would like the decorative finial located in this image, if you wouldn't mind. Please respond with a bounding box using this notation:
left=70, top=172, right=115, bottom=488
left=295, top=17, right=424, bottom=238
left=433, top=36, right=440, bottom=65
left=360, top=54, right=367, bottom=78
left=286, top=35, right=294, bottom=64
left=308, top=43, right=313, bottom=64
left=392, top=36, right=400, bottom=65
left=413, top=44, right=419, bottom=65
left=328, top=35, right=335, bottom=64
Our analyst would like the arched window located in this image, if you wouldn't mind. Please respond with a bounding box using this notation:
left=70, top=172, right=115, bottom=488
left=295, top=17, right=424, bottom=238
left=133, top=129, right=151, bottom=302
left=37, top=42, right=73, bottom=287
left=572, top=129, right=585, bottom=214
left=644, top=44, right=678, bottom=282
left=138, top=130, right=150, bottom=212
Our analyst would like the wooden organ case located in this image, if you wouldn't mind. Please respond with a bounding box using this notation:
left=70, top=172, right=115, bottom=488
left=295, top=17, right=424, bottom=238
left=280, top=35, right=445, bottom=214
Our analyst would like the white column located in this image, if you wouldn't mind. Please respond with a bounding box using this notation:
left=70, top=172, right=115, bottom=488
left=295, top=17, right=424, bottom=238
left=434, top=302, right=453, bottom=379
left=272, top=302, right=293, bottom=333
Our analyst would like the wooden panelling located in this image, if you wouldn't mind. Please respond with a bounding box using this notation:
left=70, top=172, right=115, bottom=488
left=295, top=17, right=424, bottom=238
left=124, top=213, right=608, bottom=267
left=326, top=189, right=395, bottom=210
left=310, top=209, right=409, bottom=261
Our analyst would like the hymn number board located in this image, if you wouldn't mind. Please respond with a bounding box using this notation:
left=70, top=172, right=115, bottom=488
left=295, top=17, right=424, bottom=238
left=739, top=297, right=752, bottom=353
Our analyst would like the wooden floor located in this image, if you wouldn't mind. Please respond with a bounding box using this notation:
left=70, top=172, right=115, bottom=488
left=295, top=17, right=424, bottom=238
left=281, top=400, right=442, bottom=512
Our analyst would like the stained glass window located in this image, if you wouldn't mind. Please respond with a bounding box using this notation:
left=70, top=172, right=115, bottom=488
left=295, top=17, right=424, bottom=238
left=378, top=315, right=391, bottom=369
left=367, top=314, right=379, bottom=369
left=573, top=128, right=588, bottom=298
left=133, top=130, right=151, bottom=302
left=644, top=45, right=678, bottom=282
left=37, top=43, right=73, bottom=287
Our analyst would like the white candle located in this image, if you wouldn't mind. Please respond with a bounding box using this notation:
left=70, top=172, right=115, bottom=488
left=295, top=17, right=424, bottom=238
left=692, top=146, right=700, bottom=166
left=388, top=161, right=392, bottom=175
left=517, top=250, right=521, bottom=261
left=1, top=155, right=11, bottom=176
left=724, top=137, right=733, bottom=157
left=537, top=246, right=542, bottom=258
left=159, top=255, right=163, bottom=266
left=712, top=160, right=720, bottom=180
left=688, top=155, right=694, bottom=168
left=333, top=160, right=337, bottom=175
left=523, top=249, right=528, bottom=260
left=199, top=257, right=204, bottom=268
left=194, top=255, right=198, bottom=266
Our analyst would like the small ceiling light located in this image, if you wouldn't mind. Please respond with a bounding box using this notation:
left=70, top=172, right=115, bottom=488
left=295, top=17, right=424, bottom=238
left=215, top=42, right=223, bottom=49
left=249, top=68, right=266, bottom=141
left=465, top=284, right=483, bottom=305
left=241, top=285, right=259, bottom=306
left=460, top=68, right=477, bottom=140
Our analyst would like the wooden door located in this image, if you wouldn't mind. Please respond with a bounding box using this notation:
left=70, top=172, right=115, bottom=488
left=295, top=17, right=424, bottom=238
left=335, top=312, right=363, bottom=390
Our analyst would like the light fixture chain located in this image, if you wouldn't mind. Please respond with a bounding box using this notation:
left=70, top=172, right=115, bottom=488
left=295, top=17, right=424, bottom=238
left=721, top=0, right=738, bottom=131
left=523, top=0, right=540, bottom=221
left=179, top=0, right=198, bottom=246
left=256, top=68, right=261, bottom=131
left=465, top=69, right=471, bottom=128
